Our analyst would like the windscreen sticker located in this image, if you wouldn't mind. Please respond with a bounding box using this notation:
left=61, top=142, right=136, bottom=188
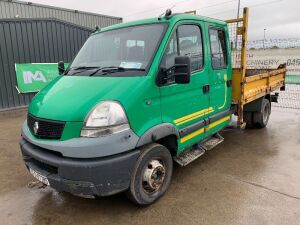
left=120, top=62, right=142, bottom=69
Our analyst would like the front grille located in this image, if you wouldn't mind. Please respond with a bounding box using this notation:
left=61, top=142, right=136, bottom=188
left=27, top=114, right=65, bottom=139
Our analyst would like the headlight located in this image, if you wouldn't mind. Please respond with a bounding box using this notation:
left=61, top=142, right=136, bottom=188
left=81, top=101, right=129, bottom=137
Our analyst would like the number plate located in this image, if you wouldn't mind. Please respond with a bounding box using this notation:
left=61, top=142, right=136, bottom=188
left=29, top=167, right=50, bottom=186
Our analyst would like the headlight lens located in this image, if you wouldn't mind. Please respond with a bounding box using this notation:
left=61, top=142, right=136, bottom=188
left=81, top=101, right=129, bottom=137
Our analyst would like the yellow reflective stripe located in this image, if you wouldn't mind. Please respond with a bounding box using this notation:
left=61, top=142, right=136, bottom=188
left=176, top=109, right=214, bottom=126
left=209, top=115, right=231, bottom=129
left=179, top=115, right=231, bottom=143
left=174, top=107, right=213, bottom=125
left=180, top=128, right=204, bottom=143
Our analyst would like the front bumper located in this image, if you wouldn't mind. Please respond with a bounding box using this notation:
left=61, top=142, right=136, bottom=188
left=21, top=121, right=139, bottom=158
left=20, top=137, right=139, bottom=197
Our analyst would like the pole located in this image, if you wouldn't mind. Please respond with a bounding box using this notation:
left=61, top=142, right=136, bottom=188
left=238, top=7, right=249, bottom=128
left=263, top=28, right=266, bottom=50
left=235, top=0, right=241, bottom=49
left=237, top=0, right=241, bottom=20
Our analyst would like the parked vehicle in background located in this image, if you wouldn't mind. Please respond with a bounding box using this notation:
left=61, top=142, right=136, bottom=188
left=20, top=7, right=286, bottom=205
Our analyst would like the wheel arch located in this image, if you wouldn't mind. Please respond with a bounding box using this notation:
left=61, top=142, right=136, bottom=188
left=136, top=123, right=179, bottom=155
left=244, top=95, right=271, bottom=112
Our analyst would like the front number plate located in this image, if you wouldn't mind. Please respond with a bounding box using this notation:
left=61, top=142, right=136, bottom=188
left=29, top=167, right=50, bottom=186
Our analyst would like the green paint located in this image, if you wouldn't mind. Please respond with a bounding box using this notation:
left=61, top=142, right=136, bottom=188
left=28, top=14, right=231, bottom=153
left=286, top=75, right=300, bottom=84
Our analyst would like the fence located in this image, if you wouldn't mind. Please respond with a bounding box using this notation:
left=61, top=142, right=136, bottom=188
left=248, top=38, right=300, bottom=49
left=227, top=19, right=300, bottom=110
left=235, top=48, right=300, bottom=110
left=274, top=84, right=300, bottom=110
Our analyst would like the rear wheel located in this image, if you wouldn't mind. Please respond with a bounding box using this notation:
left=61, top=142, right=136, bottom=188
left=253, top=99, right=271, bottom=128
left=243, top=111, right=254, bottom=128
left=127, top=143, right=173, bottom=206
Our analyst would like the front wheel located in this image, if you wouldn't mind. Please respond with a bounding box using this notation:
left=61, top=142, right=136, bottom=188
left=127, top=143, right=173, bottom=206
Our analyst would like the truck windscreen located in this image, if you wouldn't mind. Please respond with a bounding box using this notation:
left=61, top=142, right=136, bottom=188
left=67, top=23, right=168, bottom=76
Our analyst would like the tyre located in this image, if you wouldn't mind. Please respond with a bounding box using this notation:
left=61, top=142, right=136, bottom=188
left=243, top=111, right=254, bottom=128
left=127, top=143, right=173, bottom=206
left=253, top=99, right=271, bottom=128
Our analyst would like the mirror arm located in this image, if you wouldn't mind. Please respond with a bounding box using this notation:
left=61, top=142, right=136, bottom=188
left=160, top=65, right=175, bottom=74
left=58, top=61, right=65, bottom=75
left=157, top=66, right=176, bottom=86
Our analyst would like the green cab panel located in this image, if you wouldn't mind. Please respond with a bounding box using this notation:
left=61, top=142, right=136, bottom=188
left=158, top=20, right=210, bottom=153
left=29, top=75, right=162, bottom=137
left=203, top=21, right=232, bottom=138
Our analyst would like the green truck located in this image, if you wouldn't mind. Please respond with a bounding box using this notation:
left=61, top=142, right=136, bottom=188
left=20, top=8, right=286, bottom=205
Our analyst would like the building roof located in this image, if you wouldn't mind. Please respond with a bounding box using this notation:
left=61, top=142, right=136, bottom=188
left=0, top=0, right=122, bottom=29
left=0, top=0, right=122, bottom=20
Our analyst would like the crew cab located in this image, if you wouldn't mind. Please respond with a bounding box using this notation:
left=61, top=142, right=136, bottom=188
left=20, top=8, right=286, bottom=205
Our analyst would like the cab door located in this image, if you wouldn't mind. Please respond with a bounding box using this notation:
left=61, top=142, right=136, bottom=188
left=205, top=24, right=232, bottom=137
left=158, top=22, right=211, bottom=152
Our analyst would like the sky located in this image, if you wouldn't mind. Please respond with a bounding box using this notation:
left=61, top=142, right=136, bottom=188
left=32, top=0, right=300, bottom=40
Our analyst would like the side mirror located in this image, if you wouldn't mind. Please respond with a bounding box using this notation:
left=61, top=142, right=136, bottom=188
left=174, top=56, right=191, bottom=84
left=58, top=61, right=65, bottom=75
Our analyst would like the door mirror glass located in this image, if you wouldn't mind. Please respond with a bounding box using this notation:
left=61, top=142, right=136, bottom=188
left=174, top=56, right=191, bottom=84
left=58, top=61, right=65, bottom=75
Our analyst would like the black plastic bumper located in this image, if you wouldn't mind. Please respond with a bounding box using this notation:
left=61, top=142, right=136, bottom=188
left=20, top=137, right=139, bottom=197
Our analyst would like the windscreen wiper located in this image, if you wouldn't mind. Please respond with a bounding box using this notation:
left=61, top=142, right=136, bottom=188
left=66, top=66, right=101, bottom=75
left=88, top=66, right=124, bottom=76
left=89, top=66, right=145, bottom=76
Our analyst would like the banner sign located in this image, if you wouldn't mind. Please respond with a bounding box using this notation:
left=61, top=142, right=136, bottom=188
left=232, top=48, right=300, bottom=76
left=15, top=63, right=68, bottom=93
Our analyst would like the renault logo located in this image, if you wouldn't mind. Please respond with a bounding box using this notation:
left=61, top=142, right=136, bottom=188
left=33, top=121, right=39, bottom=135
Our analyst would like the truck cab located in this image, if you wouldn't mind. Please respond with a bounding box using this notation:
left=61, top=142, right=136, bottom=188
left=20, top=9, right=285, bottom=205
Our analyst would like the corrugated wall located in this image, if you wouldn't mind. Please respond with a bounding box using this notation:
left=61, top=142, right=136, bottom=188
left=0, top=18, right=93, bottom=110
left=0, top=0, right=122, bottom=29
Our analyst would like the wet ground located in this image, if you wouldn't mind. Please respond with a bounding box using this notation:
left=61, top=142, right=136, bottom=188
left=0, top=108, right=299, bottom=225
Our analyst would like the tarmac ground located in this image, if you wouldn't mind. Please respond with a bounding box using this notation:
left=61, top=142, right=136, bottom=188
left=0, top=108, right=299, bottom=225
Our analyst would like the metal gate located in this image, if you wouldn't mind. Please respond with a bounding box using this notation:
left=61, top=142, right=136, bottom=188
left=0, top=18, right=92, bottom=111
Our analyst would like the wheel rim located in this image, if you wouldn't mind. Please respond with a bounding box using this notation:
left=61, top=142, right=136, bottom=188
left=263, top=104, right=270, bottom=124
left=142, top=159, right=166, bottom=194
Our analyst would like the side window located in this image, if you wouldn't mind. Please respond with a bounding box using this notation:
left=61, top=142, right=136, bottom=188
left=161, top=32, right=178, bottom=70
left=209, top=28, right=227, bottom=69
left=160, top=24, right=203, bottom=85
left=178, top=25, right=203, bottom=71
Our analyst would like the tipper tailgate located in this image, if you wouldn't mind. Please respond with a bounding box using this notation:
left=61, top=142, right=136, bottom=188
left=232, top=66, right=287, bottom=104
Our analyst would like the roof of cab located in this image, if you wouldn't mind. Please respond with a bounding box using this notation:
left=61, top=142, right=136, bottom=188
left=93, top=13, right=227, bottom=34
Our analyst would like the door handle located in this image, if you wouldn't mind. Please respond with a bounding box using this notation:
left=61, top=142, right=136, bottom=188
left=226, top=80, right=232, bottom=87
left=203, top=84, right=210, bottom=94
